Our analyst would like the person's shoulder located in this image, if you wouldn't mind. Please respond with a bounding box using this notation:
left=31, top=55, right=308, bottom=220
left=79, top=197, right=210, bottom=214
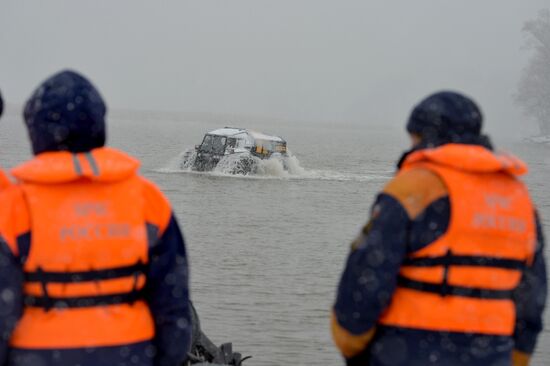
left=382, top=167, right=448, bottom=219
left=138, top=177, right=173, bottom=233
left=139, top=176, right=168, bottom=200
left=0, top=183, right=31, bottom=254
left=0, top=169, right=12, bottom=190
left=0, top=182, right=29, bottom=213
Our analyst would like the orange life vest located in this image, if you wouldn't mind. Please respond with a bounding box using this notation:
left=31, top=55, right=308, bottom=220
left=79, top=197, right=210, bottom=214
left=378, top=144, right=536, bottom=336
left=7, top=148, right=156, bottom=349
left=0, top=169, right=11, bottom=189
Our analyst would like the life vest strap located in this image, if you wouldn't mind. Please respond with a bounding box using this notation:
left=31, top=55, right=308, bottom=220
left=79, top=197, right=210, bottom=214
left=24, top=289, right=145, bottom=309
left=397, top=275, right=514, bottom=300
left=23, top=261, right=147, bottom=311
left=24, top=262, right=148, bottom=283
left=402, top=255, right=525, bottom=270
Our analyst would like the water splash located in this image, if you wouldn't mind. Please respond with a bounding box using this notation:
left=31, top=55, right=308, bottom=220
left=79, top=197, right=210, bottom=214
left=526, top=135, right=550, bottom=145
left=214, top=152, right=306, bottom=177
left=214, top=153, right=258, bottom=175
left=180, top=148, right=198, bottom=169
left=161, top=148, right=197, bottom=172
left=161, top=148, right=308, bottom=178
left=158, top=148, right=392, bottom=182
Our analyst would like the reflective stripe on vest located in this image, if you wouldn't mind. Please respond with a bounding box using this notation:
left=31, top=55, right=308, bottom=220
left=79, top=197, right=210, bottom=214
left=9, top=167, right=155, bottom=349
left=378, top=146, right=536, bottom=336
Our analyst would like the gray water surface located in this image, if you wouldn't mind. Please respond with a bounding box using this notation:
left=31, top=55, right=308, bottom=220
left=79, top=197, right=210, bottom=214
left=1, top=109, right=549, bottom=366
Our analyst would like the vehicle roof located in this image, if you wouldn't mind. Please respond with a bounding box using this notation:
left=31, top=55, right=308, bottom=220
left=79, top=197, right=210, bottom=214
left=207, top=127, right=285, bottom=143
left=207, top=127, right=246, bottom=137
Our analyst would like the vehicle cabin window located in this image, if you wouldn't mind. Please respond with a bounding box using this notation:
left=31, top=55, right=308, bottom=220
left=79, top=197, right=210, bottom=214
left=255, top=140, right=268, bottom=154
left=235, top=138, right=246, bottom=148
left=201, top=135, right=212, bottom=146
left=227, top=138, right=237, bottom=148
left=274, top=142, right=286, bottom=152
left=200, top=135, right=226, bottom=154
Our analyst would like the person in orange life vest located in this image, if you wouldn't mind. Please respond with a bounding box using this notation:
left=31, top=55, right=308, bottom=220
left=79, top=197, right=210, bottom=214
left=0, top=70, right=191, bottom=366
left=332, top=91, right=547, bottom=366
left=0, top=89, right=11, bottom=188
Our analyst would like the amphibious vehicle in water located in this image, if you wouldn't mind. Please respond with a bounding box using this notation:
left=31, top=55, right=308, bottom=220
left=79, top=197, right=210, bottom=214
left=185, top=127, right=288, bottom=174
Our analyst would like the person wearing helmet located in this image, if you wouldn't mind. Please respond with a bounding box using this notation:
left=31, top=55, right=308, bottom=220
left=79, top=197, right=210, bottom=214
left=0, top=70, right=191, bottom=366
left=332, top=91, right=547, bottom=366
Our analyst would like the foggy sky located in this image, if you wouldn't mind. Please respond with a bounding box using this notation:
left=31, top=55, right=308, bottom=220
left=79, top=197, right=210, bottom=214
left=1, top=1, right=548, bottom=134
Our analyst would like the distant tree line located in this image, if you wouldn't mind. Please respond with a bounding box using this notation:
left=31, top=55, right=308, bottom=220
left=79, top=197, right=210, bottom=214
left=516, top=9, right=550, bottom=136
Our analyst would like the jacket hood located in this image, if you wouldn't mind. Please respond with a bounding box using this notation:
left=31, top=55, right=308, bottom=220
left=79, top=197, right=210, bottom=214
left=11, top=147, right=140, bottom=184
left=402, top=143, right=528, bottom=176
left=407, top=91, right=483, bottom=146
left=23, top=70, right=106, bottom=155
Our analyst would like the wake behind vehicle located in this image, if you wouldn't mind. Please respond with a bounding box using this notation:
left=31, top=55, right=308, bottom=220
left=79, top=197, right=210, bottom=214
left=185, top=127, right=288, bottom=174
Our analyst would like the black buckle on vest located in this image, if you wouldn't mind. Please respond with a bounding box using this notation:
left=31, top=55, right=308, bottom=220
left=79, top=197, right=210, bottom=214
left=129, top=260, right=144, bottom=306
left=440, top=249, right=452, bottom=297
left=34, top=266, right=53, bottom=311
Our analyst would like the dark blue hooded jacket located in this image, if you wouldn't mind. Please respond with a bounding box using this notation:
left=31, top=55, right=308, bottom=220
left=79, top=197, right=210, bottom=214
left=0, top=70, right=191, bottom=366
left=333, top=91, right=547, bottom=366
